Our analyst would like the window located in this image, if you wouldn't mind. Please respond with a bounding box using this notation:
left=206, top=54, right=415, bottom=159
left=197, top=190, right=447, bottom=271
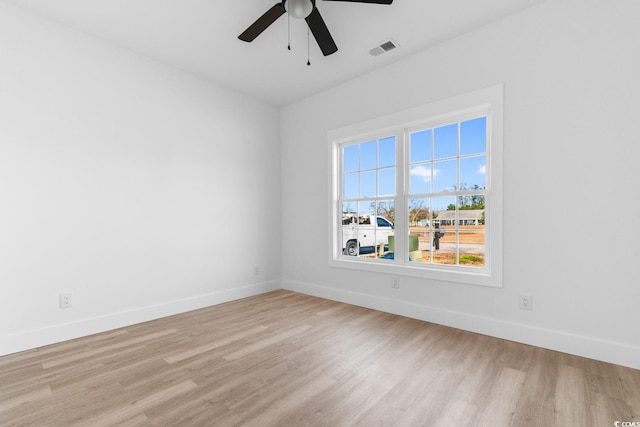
left=329, top=85, right=503, bottom=287
left=407, top=116, right=487, bottom=267
left=341, top=136, right=396, bottom=257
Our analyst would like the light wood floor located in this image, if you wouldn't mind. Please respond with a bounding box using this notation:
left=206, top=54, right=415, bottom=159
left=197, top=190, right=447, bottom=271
left=1, top=290, right=638, bottom=426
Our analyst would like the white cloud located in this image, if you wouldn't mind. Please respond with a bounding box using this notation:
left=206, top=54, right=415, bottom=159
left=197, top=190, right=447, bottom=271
left=410, top=165, right=439, bottom=182
left=478, top=164, right=486, bottom=174
left=411, top=165, right=430, bottom=182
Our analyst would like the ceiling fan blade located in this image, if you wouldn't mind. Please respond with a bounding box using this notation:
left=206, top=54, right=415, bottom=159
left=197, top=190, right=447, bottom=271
left=238, top=3, right=286, bottom=42
left=322, top=0, right=393, bottom=4
left=305, top=7, right=338, bottom=56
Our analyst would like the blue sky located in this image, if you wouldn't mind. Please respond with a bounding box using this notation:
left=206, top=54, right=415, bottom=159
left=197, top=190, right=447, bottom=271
left=343, top=116, right=486, bottom=203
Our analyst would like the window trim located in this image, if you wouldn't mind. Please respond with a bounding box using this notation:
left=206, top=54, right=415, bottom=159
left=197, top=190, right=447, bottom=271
left=328, top=85, right=503, bottom=287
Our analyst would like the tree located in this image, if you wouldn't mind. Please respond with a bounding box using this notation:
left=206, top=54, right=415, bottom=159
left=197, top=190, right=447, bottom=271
left=376, top=201, right=395, bottom=223
left=458, top=184, right=485, bottom=210
left=408, top=199, right=429, bottom=225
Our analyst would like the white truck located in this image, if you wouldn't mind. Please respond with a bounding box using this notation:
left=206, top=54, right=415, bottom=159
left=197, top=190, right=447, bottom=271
left=342, top=215, right=394, bottom=256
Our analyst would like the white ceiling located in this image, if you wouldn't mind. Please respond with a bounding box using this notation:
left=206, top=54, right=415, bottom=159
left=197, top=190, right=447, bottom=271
left=6, top=0, right=545, bottom=106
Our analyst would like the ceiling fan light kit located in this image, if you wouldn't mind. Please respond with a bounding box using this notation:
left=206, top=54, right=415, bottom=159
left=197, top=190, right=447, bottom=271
left=238, top=0, right=394, bottom=63
left=285, top=0, right=314, bottom=19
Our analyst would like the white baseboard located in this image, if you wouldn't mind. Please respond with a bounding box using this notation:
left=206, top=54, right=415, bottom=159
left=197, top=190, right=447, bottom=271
left=0, top=280, right=281, bottom=357
left=283, top=279, right=640, bottom=371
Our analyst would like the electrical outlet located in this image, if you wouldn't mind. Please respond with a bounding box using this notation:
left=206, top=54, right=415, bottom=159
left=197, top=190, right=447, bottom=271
left=391, top=277, right=400, bottom=289
left=519, top=294, right=533, bottom=310
left=59, top=293, right=73, bottom=309
left=254, top=266, right=260, bottom=276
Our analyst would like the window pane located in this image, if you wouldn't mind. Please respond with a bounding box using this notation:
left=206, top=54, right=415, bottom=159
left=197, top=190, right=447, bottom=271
left=374, top=200, right=395, bottom=260
left=376, top=200, right=395, bottom=261
left=457, top=206, right=485, bottom=225
left=458, top=193, right=486, bottom=211
left=376, top=200, right=395, bottom=225
left=343, top=172, right=358, bottom=199
left=460, top=156, right=486, bottom=190
left=379, top=137, right=395, bottom=168
left=378, top=167, right=395, bottom=196
left=410, top=129, right=432, bottom=162
left=358, top=202, right=375, bottom=223
left=434, top=123, right=458, bottom=159
left=458, top=237, right=485, bottom=267
left=433, top=159, right=457, bottom=193
left=410, top=163, right=431, bottom=194
left=343, top=145, right=358, bottom=173
left=341, top=203, right=358, bottom=256
left=432, top=196, right=457, bottom=219
left=460, top=117, right=486, bottom=155
left=458, top=208, right=485, bottom=267
left=432, top=196, right=457, bottom=265
left=360, top=141, right=376, bottom=170
left=408, top=198, right=430, bottom=263
left=342, top=202, right=357, bottom=221
left=408, top=198, right=430, bottom=227
left=353, top=202, right=375, bottom=258
left=360, top=170, right=376, bottom=198
left=341, top=202, right=359, bottom=256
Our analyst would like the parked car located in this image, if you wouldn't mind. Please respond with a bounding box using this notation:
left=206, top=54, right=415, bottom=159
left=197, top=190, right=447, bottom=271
left=342, top=215, right=394, bottom=256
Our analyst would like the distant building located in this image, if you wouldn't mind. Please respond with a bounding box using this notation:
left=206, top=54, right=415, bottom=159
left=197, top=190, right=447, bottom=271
left=434, top=210, right=484, bottom=226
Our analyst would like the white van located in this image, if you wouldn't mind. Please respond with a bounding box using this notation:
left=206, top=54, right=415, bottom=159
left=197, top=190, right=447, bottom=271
left=342, top=215, right=394, bottom=256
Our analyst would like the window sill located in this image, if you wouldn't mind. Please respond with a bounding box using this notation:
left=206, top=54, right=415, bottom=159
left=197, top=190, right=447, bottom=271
left=328, top=256, right=502, bottom=288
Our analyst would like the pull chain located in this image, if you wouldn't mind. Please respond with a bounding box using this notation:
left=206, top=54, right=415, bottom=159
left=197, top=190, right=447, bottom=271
left=287, top=12, right=291, bottom=50
left=307, top=26, right=311, bottom=66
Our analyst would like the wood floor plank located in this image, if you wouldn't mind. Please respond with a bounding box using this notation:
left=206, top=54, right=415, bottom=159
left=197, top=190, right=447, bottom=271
left=221, top=324, right=313, bottom=361
left=473, top=367, right=528, bottom=426
left=0, top=290, right=638, bottom=426
left=41, top=329, right=178, bottom=369
left=555, top=364, right=591, bottom=426
left=164, top=325, right=268, bottom=364
left=509, top=348, right=557, bottom=427
left=82, top=379, right=198, bottom=426
left=0, top=387, right=52, bottom=413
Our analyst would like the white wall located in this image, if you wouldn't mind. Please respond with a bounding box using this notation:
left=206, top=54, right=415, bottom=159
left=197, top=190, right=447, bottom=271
left=0, top=2, right=281, bottom=355
left=281, top=0, right=640, bottom=369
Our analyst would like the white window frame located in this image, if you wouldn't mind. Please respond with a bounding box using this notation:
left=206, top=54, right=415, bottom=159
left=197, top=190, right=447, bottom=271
left=328, top=85, right=503, bottom=287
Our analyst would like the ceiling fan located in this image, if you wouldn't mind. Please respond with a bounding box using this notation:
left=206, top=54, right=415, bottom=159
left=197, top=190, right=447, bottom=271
left=238, top=0, right=394, bottom=57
